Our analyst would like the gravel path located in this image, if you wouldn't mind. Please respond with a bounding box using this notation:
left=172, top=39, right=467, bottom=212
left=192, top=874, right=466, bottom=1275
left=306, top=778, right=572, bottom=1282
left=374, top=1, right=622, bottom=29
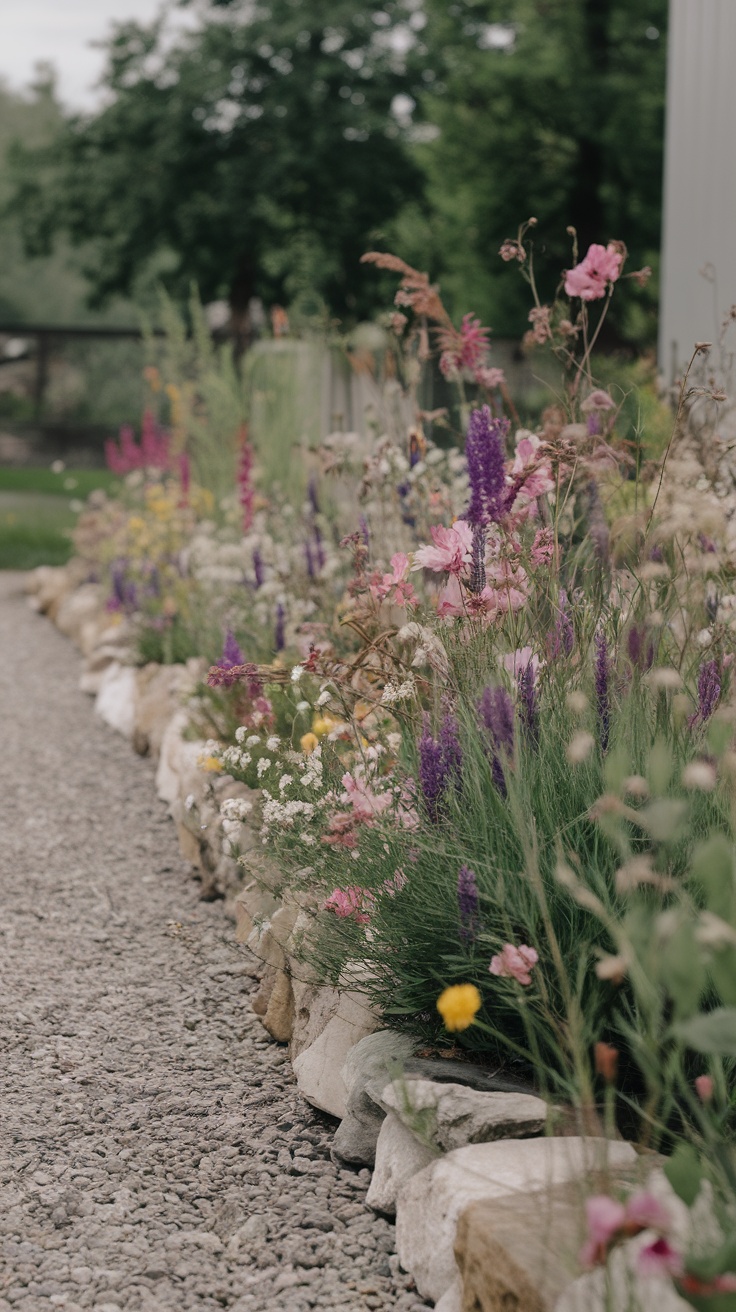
left=0, top=572, right=429, bottom=1312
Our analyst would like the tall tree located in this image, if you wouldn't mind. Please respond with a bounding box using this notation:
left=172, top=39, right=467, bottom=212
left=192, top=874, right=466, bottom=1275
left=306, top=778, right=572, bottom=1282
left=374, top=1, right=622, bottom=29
left=10, top=0, right=425, bottom=331
left=399, top=0, right=667, bottom=342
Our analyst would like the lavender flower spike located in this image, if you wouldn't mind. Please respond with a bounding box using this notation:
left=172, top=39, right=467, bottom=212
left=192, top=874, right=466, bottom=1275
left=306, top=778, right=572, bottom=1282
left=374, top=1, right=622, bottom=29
left=218, top=629, right=245, bottom=670
left=478, top=686, right=515, bottom=796
left=457, top=865, right=479, bottom=944
left=594, top=631, right=611, bottom=754
left=274, top=602, right=286, bottom=653
left=695, top=658, right=721, bottom=724
left=518, top=663, right=539, bottom=747
left=418, top=711, right=463, bottom=822
left=466, top=406, right=508, bottom=527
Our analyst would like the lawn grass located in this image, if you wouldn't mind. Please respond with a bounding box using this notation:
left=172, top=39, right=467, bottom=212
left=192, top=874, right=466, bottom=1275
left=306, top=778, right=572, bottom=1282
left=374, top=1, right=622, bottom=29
left=0, top=467, right=118, bottom=497
left=0, top=468, right=115, bottom=569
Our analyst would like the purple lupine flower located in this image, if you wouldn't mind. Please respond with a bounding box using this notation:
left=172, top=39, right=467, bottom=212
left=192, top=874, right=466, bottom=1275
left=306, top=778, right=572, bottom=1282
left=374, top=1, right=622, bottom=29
left=457, top=865, right=479, bottom=944
left=274, top=603, right=286, bottom=653
left=547, top=589, right=574, bottom=661
left=594, top=632, right=611, bottom=754
left=627, top=623, right=654, bottom=673
left=466, top=406, right=508, bottom=528
left=111, top=560, right=127, bottom=608
left=304, top=539, right=315, bottom=578
left=358, top=516, right=370, bottom=548
left=252, top=548, right=265, bottom=589
left=308, top=475, right=320, bottom=516
left=518, top=663, right=539, bottom=747
left=418, top=711, right=463, bottom=822
left=468, top=524, right=487, bottom=595
left=439, top=711, right=463, bottom=785
left=218, top=629, right=244, bottom=671
left=478, top=686, right=515, bottom=796
left=313, top=524, right=326, bottom=569
left=695, top=658, right=721, bottom=724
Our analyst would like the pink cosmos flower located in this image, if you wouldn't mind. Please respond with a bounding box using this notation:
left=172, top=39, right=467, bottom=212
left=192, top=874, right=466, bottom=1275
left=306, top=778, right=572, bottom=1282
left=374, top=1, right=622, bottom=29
left=490, top=943, right=539, bottom=986
left=579, top=1191, right=672, bottom=1269
left=623, top=1193, right=671, bottom=1233
left=436, top=574, right=466, bottom=617
left=341, top=772, right=393, bottom=821
left=413, top=521, right=474, bottom=575
left=510, top=434, right=556, bottom=501
left=369, top=552, right=417, bottom=606
left=324, top=887, right=372, bottom=924
left=564, top=243, right=623, bottom=301
left=637, top=1238, right=684, bottom=1279
left=475, top=366, right=506, bottom=390
left=695, top=1074, right=714, bottom=1103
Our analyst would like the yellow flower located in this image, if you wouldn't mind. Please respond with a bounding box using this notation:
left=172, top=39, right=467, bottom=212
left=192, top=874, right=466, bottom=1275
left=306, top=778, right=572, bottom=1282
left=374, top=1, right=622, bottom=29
left=200, top=755, right=223, bottom=773
left=312, top=714, right=337, bottom=739
left=300, top=732, right=319, bottom=755
left=436, top=984, right=482, bottom=1032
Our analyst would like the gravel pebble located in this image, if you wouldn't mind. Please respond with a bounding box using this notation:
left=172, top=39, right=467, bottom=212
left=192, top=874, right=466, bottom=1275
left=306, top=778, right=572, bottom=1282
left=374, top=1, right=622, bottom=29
left=0, top=573, right=430, bottom=1311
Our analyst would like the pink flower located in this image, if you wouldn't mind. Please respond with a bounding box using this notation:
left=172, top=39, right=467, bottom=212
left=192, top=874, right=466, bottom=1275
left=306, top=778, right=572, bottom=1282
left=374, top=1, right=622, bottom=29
left=341, top=772, right=393, bottom=821
left=490, top=943, right=539, bottom=986
left=324, top=887, right=372, bottom=924
left=475, top=366, right=506, bottom=390
left=623, top=1192, right=671, bottom=1233
left=499, top=646, right=540, bottom=678
left=579, top=1196, right=627, bottom=1267
left=369, top=552, right=417, bottom=606
left=510, top=434, right=555, bottom=500
left=564, top=243, right=623, bottom=301
left=413, top=521, right=473, bottom=575
left=581, top=389, right=615, bottom=413
left=531, top=527, right=554, bottom=566
left=384, top=868, right=408, bottom=895
left=695, top=1074, right=714, bottom=1103
left=637, top=1238, right=683, bottom=1279
left=436, top=574, right=466, bottom=617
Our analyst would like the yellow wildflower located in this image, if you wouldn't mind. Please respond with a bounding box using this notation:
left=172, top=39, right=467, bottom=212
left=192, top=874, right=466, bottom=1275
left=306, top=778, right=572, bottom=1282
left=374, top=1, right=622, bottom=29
left=312, top=714, right=337, bottom=739
left=436, top=984, right=482, bottom=1032
left=300, top=732, right=319, bottom=755
left=200, top=755, right=223, bottom=773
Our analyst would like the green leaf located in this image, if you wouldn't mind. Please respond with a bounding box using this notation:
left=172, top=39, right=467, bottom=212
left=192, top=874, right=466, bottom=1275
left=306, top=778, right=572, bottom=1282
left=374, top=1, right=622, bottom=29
left=638, top=799, right=688, bottom=843
left=663, top=1142, right=703, bottom=1206
left=710, top=948, right=736, bottom=1007
left=647, top=738, right=673, bottom=795
left=690, top=836, right=735, bottom=921
left=660, top=922, right=706, bottom=1017
left=675, top=1008, right=736, bottom=1057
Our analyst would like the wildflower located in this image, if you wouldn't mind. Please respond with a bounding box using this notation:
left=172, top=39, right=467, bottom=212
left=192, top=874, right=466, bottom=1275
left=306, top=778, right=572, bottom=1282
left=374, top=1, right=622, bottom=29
left=682, top=761, right=717, bottom=791
left=594, top=1041, right=619, bottom=1083
left=564, top=242, right=623, bottom=301
left=566, top=731, right=595, bottom=764
left=518, top=662, right=539, bottom=747
left=467, top=524, right=487, bottom=594
left=637, top=1238, right=684, bottom=1279
left=490, top=943, right=538, bottom=986
left=412, top=521, right=473, bottom=575
left=594, top=632, right=611, bottom=754
left=581, top=389, right=615, bottom=413
left=465, top=407, right=508, bottom=527
left=437, top=313, right=490, bottom=374
left=436, top=983, right=482, bottom=1032
left=690, top=658, right=721, bottom=725
left=201, top=756, right=223, bottom=773
left=418, top=712, right=463, bottom=821
left=216, top=629, right=245, bottom=671
left=527, top=305, right=552, bottom=345
left=290, top=665, right=305, bottom=683
left=547, top=590, right=574, bottom=660
left=324, top=887, right=372, bottom=925
left=645, top=667, right=683, bottom=692
left=594, top=954, right=629, bottom=984
left=531, top=527, right=554, bottom=567
left=457, top=865, right=479, bottom=944
left=478, top=686, right=514, bottom=796
left=300, top=732, right=319, bottom=754
left=499, top=239, right=525, bottom=263
left=579, top=1191, right=671, bottom=1269
left=475, top=366, right=506, bottom=390
left=695, top=1074, right=714, bottom=1103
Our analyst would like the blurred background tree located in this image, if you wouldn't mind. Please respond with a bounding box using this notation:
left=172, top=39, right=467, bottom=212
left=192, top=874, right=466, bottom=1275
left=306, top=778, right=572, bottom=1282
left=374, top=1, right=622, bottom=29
left=6, top=0, right=667, bottom=346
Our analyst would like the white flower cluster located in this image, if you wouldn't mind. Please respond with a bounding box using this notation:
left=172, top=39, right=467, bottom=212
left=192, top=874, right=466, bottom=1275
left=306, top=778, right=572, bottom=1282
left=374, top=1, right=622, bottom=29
left=219, top=745, right=252, bottom=772
left=380, top=677, right=416, bottom=706
left=220, top=797, right=253, bottom=822
left=261, top=796, right=316, bottom=832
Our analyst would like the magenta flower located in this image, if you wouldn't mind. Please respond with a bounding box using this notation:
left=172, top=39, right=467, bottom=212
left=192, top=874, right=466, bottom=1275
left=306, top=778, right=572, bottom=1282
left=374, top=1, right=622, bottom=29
left=564, top=243, right=623, bottom=302
left=490, top=943, right=538, bottom=986
left=637, top=1238, right=683, bottom=1279
left=324, top=887, right=372, bottom=925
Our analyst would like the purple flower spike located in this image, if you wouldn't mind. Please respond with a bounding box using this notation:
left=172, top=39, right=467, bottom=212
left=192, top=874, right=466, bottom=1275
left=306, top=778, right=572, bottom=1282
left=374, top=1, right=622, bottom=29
left=468, top=524, right=487, bottom=595
left=695, top=658, right=721, bottom=724
left=466, top=406, right=508, bottom=528
left=304, top=539, right=315, bottom=578
left=547, top=589, right=574, bottom=661
left=252, top=547, right=265, bottom=589
left=457, top=865, right=479, bottom=944
left=418, top=711, right=463, bottom=822
left=219, top=629, right=245, bottom=671
left=308, top=475, right=320, bottom=516
left=274, top=603, right=286, bottom=653
left=518, top=663, right=539, bottom=747
left=478, top=686, right=515, bottom=797
left=594, top=632, right=611, bottom=754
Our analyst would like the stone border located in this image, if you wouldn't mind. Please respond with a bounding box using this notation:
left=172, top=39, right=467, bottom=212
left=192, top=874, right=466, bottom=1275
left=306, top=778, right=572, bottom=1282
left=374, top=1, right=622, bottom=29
left=27, top=562, right=679, bottom=1312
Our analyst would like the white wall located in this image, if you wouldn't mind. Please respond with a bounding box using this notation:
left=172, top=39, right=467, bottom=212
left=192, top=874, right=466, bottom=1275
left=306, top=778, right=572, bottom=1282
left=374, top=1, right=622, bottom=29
left=659, top=0, right=736, bottom=380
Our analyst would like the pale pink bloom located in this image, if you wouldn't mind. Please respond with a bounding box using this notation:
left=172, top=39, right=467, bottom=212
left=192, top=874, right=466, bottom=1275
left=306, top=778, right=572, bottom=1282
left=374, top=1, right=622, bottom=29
left=324, top=887, right=372, bottom=924
left=637, top=1238, right=684, bottom=1279
left=565, top=243, right=623, bottom=301
left=578, top=1196, right=627, bottom=1267
left=413, top=521, right=473, bottom=575
left=384, top=868, right=408, bottom=895
left=370, top=551, right=414, bottom=602
left=486, top=560, right=529, bottom=612
left=510, top=434, right=556, bottom=500
left=436, top=574, right=467, bottom=617
left=695, top=1073, right=714, bottom=1103
left=490, top=943, right=539, bottom=986
left=527, top=304, right=552, bottom=345
left=581, top=389, right=615, bottom=413
left=499, top=646, right=540, bottom=678
left=531, top=526, right=554, bottom=566
left=341, top=772, right=393, bottom=821
left=624, top=1192, right=671, bottom=1233
left=474, top=366, right=506, bottom=390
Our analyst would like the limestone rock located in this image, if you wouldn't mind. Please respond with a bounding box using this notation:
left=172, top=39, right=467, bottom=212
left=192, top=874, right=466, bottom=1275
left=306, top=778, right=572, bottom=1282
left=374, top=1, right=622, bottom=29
left=262, top=969, right=295, bottom=1044
left=291, top=989, right=379, bottom=1119
left=94, top=662, right=138, bottom=738
left=454, top=1192, right=584, bottom=1311
left=132, top=663, right=189, bottom=758
left=27, top=562, right=82, bottom=618
left=395, top=1136, right=637, bottom=1305
left=380, top=1079, right=548, bottom=1153
left=55, top=584, right=103, bottom=647
left=155, top=711, right=207, bottom=808
left=332, top=1030, right=419, bottom=1166
left=365, top=1111, right=436, bottom=1214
